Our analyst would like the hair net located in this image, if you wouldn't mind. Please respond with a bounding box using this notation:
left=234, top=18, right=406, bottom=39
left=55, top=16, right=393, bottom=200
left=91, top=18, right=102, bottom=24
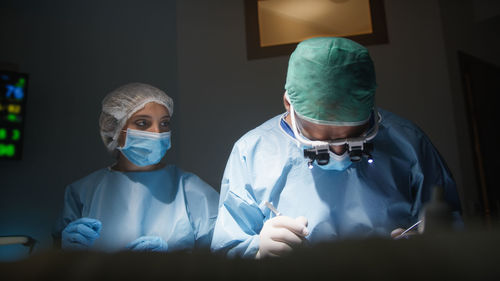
left=99, top=82, right=174, bottom=155
left=285, top=37, right=377, bottom=126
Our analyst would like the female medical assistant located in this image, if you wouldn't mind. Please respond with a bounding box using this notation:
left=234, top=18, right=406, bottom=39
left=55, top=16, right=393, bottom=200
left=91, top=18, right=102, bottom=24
left=54, top=83, right=218, bottom=252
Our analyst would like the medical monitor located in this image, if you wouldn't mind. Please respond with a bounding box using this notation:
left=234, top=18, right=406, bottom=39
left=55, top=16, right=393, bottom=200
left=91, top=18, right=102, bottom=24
left=0, top=70, right=28, bottom=160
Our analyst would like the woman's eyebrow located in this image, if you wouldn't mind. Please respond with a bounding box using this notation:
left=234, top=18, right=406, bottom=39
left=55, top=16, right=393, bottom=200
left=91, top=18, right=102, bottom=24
left=132, top=115, right=152, bottom=119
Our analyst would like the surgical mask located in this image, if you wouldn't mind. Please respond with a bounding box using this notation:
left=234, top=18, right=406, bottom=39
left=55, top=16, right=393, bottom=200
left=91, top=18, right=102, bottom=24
left=316, top=150, right=353, bottom=171
left=118, top=128, right=171, bottom=167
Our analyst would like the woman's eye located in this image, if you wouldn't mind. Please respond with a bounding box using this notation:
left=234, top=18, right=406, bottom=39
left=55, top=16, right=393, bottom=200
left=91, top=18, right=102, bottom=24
left=135, top=120, right=148, bottom=127
left=161, top=121, right=170, bottom=127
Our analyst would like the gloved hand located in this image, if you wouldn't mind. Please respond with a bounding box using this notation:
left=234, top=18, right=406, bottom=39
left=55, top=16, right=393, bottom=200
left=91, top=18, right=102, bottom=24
left=62, top=217, right=102, bottom=250
left=256, top=216, right=309, bottom=259
left=126, top=236, right=169, bottom=252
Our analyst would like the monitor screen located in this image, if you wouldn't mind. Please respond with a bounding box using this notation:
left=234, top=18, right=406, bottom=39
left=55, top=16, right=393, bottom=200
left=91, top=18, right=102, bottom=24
left=0, top=70, right=28, bottom=160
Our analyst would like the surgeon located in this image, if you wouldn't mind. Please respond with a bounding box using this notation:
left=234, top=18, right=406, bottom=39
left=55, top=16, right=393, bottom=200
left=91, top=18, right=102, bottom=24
left=53, top=83, right=218, bottom=252
left=210, top=37, right=462, bottom=258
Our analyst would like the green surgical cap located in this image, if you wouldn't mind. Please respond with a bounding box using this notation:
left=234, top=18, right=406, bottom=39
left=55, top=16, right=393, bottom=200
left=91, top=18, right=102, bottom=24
left=285, top=37, right=377, bottom=126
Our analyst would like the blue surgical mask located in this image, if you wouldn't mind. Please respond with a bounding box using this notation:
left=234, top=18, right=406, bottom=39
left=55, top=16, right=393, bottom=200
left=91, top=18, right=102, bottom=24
left=316, top=150, right=353, bottom=171
left=118, top=128, right=171, bottom=167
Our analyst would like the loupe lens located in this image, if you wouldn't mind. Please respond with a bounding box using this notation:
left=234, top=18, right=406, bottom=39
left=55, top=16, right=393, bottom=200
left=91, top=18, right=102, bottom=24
left=349, top=150, right=362, bottom=162
left=317, top=158, right=329, bottom=165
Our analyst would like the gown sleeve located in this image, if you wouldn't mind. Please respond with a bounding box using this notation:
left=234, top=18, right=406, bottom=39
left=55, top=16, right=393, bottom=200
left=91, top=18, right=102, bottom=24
left=210, top=140, right=265, bottom=258
left=183, top=173, right=219, bottom=249
left=410, top=127, right=463, bottom=227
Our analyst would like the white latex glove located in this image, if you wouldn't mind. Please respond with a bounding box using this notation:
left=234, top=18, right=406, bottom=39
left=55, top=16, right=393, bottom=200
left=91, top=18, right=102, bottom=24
left=256, top=216, right=309, bottom=259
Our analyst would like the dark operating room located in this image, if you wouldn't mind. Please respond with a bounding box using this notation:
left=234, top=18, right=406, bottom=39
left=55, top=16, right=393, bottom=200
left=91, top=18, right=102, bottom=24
left=1, top=0, right=500, bottom=280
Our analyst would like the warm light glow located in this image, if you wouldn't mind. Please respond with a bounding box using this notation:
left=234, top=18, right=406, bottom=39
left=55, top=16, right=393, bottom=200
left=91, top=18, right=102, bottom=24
left=258, top=0, right=373, bottom=47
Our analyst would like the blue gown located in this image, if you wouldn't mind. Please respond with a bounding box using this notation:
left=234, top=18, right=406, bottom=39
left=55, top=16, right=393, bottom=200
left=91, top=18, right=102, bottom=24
left=210, top=109, right=462, bottom=258
left=54, top=165, right=219, bottom=252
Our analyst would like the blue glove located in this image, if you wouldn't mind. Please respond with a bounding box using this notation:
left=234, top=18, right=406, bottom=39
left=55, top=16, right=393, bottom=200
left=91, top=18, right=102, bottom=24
left=62, top=217, right=102, bottom=250
left=126, top=236, right=168, bottom=252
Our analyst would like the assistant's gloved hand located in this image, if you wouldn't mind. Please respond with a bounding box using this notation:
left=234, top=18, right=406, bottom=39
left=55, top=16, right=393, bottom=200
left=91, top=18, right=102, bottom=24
left=126, top=236, right=169, bottom=252
left=62, top=217, right=102, bottom=250
left=256, top=216, right=309, bottom=259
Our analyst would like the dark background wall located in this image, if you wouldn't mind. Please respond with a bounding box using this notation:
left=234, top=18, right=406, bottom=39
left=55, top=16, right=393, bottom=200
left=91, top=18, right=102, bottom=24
left=1, top=0, right=499, bottom=259
left=439, top=0, right=500, bottom=220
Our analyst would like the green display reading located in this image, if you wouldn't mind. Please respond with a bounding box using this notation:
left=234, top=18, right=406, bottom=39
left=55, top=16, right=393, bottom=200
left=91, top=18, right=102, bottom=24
left=7, top=114, right=19, bottom=122
left=0, top=143, right=15, bottom=157
left=12, top=129, right=20, bottom=141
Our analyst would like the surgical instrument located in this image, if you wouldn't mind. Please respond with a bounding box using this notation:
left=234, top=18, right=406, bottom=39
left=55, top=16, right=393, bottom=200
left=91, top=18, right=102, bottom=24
left=395, top=220, right=422, bottom=240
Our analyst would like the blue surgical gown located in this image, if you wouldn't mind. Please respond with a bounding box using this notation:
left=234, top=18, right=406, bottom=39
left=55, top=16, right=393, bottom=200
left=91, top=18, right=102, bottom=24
left=54, top=165, right=219, bottom=252
left=210, top=109, right=462, bottom=258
